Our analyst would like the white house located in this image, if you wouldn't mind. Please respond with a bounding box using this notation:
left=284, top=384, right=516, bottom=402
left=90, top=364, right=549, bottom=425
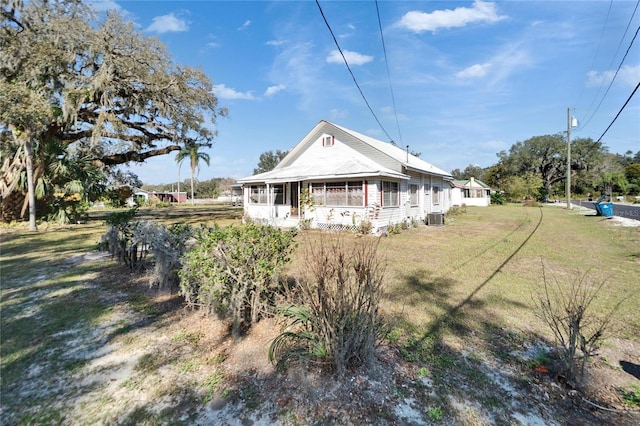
left=450, top=177, right=491, bottom=207
left=237, top=120, right=453, bottom=233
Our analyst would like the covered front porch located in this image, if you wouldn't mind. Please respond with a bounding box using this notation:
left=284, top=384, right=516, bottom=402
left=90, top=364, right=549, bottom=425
left=241, top=179, right=393, bottom=232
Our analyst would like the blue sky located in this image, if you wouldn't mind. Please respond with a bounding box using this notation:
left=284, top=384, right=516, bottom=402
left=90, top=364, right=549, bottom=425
left=90, top=0, right=640, bottom=185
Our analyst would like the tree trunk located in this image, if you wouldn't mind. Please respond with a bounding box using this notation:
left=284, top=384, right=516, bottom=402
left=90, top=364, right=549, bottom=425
left=177, top=163, right=181, bottom=204
left=24, top=139, right=38, bottom=231
left=190, top=166, right=195, bottom=205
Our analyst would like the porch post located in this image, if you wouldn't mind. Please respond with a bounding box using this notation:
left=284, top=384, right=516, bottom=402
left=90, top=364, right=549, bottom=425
left=267, top=183, right=272, bottom=220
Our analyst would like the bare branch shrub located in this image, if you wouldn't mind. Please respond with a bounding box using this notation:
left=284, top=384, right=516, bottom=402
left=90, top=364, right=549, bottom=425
left=99, top=208, right=146, bottom=269
left=269, top=234, right=386, bottom=375
left=130, top=221, right=193, bottom=290
left=533, top=263, right=625, bottom=384
left=99, top=210, right=193, bottom=290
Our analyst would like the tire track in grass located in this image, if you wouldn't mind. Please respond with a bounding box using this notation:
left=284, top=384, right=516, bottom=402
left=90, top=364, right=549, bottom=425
left=440, top=209, right=535, bottom=279
left=420, top=207, right=544, bottom=339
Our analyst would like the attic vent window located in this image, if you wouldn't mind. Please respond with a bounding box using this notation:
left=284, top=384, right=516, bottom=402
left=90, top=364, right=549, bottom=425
left=322, top=135, right=334, bottom=147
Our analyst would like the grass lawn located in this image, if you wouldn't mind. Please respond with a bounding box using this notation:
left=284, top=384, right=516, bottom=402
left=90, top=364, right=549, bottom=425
left=1, top=203, right=639, bottom=424
left=375, top=204, right=640, bottom=341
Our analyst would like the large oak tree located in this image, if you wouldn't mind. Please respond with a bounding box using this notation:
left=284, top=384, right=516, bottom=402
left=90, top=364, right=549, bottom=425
left=1, top=0, right=227, bottom=228
left=490, top=134, right=608, bottom=199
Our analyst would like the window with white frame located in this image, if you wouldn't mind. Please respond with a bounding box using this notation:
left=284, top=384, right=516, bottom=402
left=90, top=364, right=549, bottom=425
left=322, top=135, right=334, bottom=147
left=382, top=181, right=399, bottom=207
left=310, top=181, right=364, bottom=206
left=409, top=184, right=419, bottom=206
left=347, top=181, right=364, bottom=206
left=250, top=185, right=268, bottom=204
left=311, top=183, right=325, bottom=205
left=433, top=185, right=440, bottom=204
left=325, top=182, right=346, bottom=205
left=272, top=184, right=285, bottom=204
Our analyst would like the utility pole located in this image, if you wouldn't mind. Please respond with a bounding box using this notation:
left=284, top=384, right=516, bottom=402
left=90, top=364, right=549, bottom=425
left=566, top=108, right=578, bottom=209
left=566, top=107, right=571, bottom=210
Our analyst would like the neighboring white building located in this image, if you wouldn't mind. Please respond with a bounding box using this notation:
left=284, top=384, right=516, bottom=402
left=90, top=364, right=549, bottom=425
left=450, top=177, right=491, bottom=207
left=237, top=120, right=453, bottom=233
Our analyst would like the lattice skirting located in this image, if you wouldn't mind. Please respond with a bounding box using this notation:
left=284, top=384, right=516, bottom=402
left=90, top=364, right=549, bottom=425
left=314, top=222, right=360, bottom=232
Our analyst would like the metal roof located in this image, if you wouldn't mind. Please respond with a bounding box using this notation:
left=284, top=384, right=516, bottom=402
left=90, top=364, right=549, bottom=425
left=238, top=120, right=452, bottom=183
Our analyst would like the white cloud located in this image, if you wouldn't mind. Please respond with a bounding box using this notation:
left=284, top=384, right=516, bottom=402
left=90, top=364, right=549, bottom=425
left=145, top=13, right=189, bottom=33
left=339, top=23, right=356, bottom=39
left=456, top=63, right=492, bottom=79
left=326, top=50, right=373, bottom=66
left=238, top=20, right=251, bottom=31
left=397, top=1, right=506, bottom=33
left=586, top=65, right=640, bottom=88
left=453, top=42, right=530, bottom=87
left=207, top=42, right=221, bottom=48
left=268, top=41, right=321, bottom=111
left=266, top=40, right=287, bottom=47
left=264, top=84, right=286, bottom=97
left=212, top=84, right=255, bottom=100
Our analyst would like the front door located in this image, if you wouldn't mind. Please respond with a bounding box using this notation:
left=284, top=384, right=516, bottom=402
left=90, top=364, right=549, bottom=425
left=290, top=182, right=299, bottom=217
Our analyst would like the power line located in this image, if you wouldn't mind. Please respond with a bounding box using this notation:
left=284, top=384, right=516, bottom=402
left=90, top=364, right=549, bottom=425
left=596, top=80, right=640, bottom=142
left=580, top=24, right=640, bottom=131
left=579, top=2, right=640, bottom=131
left=314, top=0, right=394, bottom=142
left=576, top=0, right=613, bottom=109
left=375, top=0, right=403, bottom=145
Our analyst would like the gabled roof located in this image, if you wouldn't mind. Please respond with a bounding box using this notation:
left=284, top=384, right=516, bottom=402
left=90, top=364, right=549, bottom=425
left=241, top=155, right=406, bottom=184
left=239, top=120, right=451, bottom=183
left=451, top=178, right=491, bottom=189
left=328, top=122, right=451, bottom=177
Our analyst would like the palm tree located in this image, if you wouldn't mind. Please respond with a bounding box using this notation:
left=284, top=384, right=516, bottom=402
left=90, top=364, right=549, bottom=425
left=175, top=141, right=210, bottom=205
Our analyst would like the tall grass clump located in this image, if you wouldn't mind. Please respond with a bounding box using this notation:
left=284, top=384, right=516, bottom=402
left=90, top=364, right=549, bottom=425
left=179, top=223, right=297, bottom=338
left=269, top=234, right=386, bottom=375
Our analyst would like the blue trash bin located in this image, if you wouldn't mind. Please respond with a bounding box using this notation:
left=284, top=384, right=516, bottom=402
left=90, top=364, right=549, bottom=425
left=599, top=202, right=614, bottom=217
left=594, top=203, right=602, bottom=215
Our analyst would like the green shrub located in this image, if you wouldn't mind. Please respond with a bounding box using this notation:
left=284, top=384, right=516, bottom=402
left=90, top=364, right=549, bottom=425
left=179, top=223, right=297, bottom=338
left=269, top=234, right=385, bottom=375
left=490, top=192, right=506, bottom=205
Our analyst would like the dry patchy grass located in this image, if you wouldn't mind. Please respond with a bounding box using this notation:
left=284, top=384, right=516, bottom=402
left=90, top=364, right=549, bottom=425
left=1, top=203, right=639, bottom=425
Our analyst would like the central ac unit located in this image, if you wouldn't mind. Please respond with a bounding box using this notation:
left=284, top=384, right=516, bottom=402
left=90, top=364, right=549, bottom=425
left=427, top=213, right=444, bottom=226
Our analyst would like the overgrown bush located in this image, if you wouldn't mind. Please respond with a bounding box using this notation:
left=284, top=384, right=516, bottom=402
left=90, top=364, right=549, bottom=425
left=532, top=264, right=625, bottom=385
left=269, top=234, right=386, bottom=375
left=130, top=221, right=194, bottom=290
left=49, top=193, right=89, bottom=224
left=179, top=223, right=297, bottom=338
left=99, top=208, right=193, bottom=289
left=100, top=208, right=145, bottom=269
